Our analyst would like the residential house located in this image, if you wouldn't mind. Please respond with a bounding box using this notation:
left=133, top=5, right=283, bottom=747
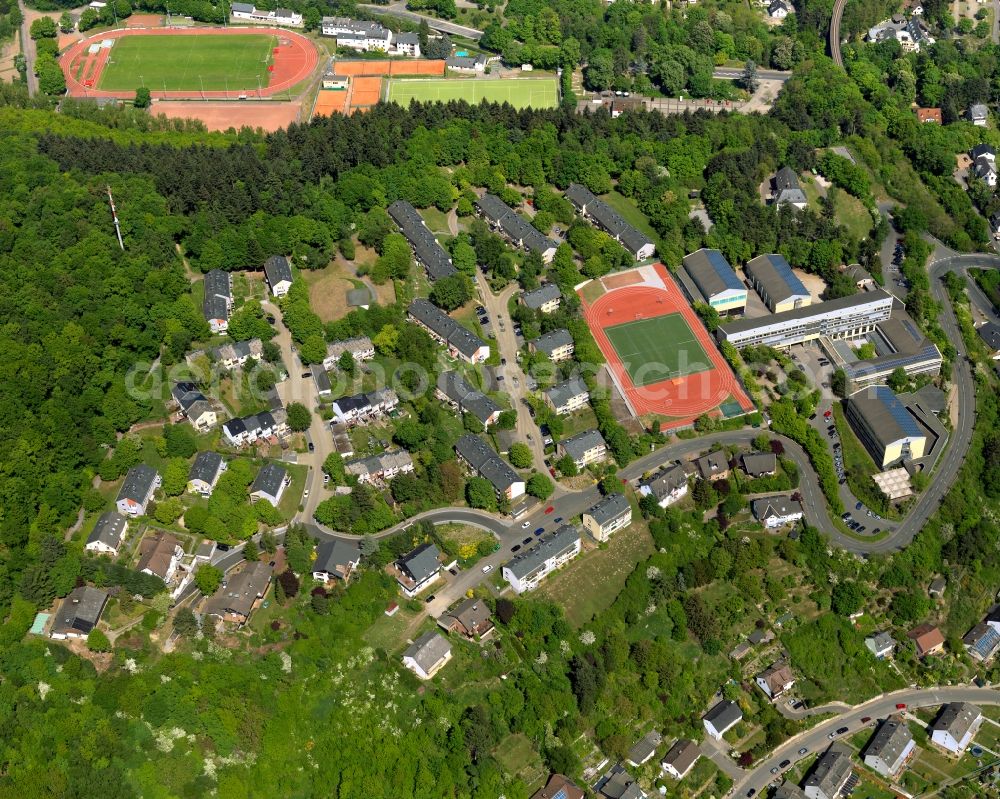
left=331, top=388, right=399, bottom=426
left=544, top=376, right=589, bottom=415
left=115, top=465, right=161, bottom=517
left=394, top=542, right=442, bottom=597
left=213, top=338, right=263, bottom=370
left=558, top=429, right=608, bottom=470
left=867, top=14, right=933, bottom=51
left=931, top=702, right=983, bottom=755
left=773, top=784, right=808, bottom=799
left=171, top=382, right=217, bottom=431
left=195, top=540, right=216, bottom=563
left=437, top=597, right=494, bottom=639
left=803, top=748, right=853, bottom=799
left=865, top=631, right=896, bottom=659
left=745, top=253, right=811, bottom=312
left=344, top=449, right=414, bottom=484
left=977, top=321, right=1000, bottom=358
left=581, top=493, right=632, bottom=542
left=626, top=731, right=663, bottom=767
left=454, top=434, right=525, bottom=501
left=474, top=193, right=559, bottom=262
left=387, top=200, right=457, bottom=281
left=137, top=532, right=183, bottom=584
left=408, top=298, right=490, bottom=363
left=521, top=283, right=562, bottom=313
left=323, top=336, right=375, bottom=371
left=741, top=452, right=777, bottom=478
left=503, top=525, right=581, bottom=594
left=969, top=103, right=989, bottom=126
left=564, top=183, right=655, bottom=260
left=695, top=451, right=730, bottom=480
left=262, top=254, right=293, bottom=296
left=916, top=107, right=942, bottom=123
left=751, top=495, right=804, bottom=529
left=971, top=143, right=997, bottom=188
left=249, top=463, right=288, bottom=507
left=771, top=166, right=808, bottom=209
left=908, top=622, right=945, bottom=657
left=769, top=0, right=790, bottom=17
left=863, top=715, right=916, bottom=778
left=84, top=511, right=129, bottom=556
left=436, top=371, right=501, bottom=427
left=313, top=369, right=332, bottom=398
left=963, top=608, right=1000, bottom=662
left=312, top=539, right=361, bottom=583
left=756, top=662, right=796, bottom=700
left=594, top=764, right=647, bottom=799
left=187, top=450, right=226, bottom=496
left=402, top=631, right=453, bottom=679
left=660, top=739, right=700, bottom=780
left=530, top=774, right=585, bottom=799
left=393, top=31, right=421, bottom=57
left=682, top=248, right=747, bottom=314
left=202, top=268, right=232, bottom=333
left=50, top=586, right=109, bottom=639
left=320, top=16, right=392, bottom=51
left=703, top=699, right=742, bottom=740
left=203, top=560, right=272, bottom=626
left=222, top=409, right=287, bottom=446
left=529, top=328, right=575, bottom=362
left=446, top=54, right=489, bottom=73
left=638, top=464, right=688, bottom=508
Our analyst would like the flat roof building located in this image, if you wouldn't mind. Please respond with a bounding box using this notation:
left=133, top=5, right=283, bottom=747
left=718, top=290, right=894, bottom=349
left=683, top=249, right=747, bottom=314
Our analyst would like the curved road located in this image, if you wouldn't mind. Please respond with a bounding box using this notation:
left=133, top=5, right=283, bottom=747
left=830, top=0, right=847, bottom=67
left=734, top=686, right=1000, bottom=797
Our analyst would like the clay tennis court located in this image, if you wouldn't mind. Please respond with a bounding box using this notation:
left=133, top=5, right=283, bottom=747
left=350, top=76, right=382, bottom=107
left=152, top=99, right=302, bottom=131
left=60, top=27, right=319, bottom=100
left=579, top=263, right=753, bottom=427
left=313, top=90, right=349, bottom=117
left=332, top=59, right=445, bottom=77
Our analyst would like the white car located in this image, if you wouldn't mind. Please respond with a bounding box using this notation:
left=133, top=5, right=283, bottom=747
left=481, top=564, right=493, bottom=574
left=521, top=521, right=531, bottom=528
left=303, top=489, right=309, bottom=499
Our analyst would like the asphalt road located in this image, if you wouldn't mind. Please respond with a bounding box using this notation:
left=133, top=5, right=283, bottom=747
left=18, top=1, right=38, bottom=97
left=734, top=686, right=1000, bottom=797
left=359, top=2, right=484, bottom=40
left=830, top=0, right=847, bottom=67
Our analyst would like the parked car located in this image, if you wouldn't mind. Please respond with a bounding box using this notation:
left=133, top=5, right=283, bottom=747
left=511, top=545, right=521, bottom=553
left=424, top=594, right=436, bottom=603
left=836, top=726, right=849, bottom=735
left=522, top=537, right=532, bottom=545
left=301, top=372, right=312, bottom=379
left=544, top=506, right=554, bottom=514
left=521, top=521, right=531, bottom=528
left=535, top=527, right=545, bottom=535
left=861, top=717, right=871, bottom=724
left=798, top=747, right=808, bottom=756
left=481, top=564, right=493, bottom=574
left=896, top=703, right=907, bottom=709
left=779, top=759, right=790, bottom=769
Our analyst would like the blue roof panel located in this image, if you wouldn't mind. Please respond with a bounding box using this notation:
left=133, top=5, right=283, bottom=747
left=874, top=386, right=922, bottom=438
left=707, top=249, right=744, bottom=292
left=768, top=253, right=808, bottom=297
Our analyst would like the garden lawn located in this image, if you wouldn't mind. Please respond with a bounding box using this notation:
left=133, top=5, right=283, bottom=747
left=535, top=513, right=654, bottom=627
left=99, top=34, right=276, bottom=92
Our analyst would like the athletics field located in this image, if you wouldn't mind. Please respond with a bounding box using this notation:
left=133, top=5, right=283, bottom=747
left=386, top=77, right=559, bottom=109
left=605, top=313, right=712, bottom=386
left=98, top=33, right=276, bottom=92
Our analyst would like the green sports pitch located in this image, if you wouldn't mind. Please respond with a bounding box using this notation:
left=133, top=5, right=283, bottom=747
left=605, top=314, right=712, bottom=386
left=386, top=77, right=559, bottom=110
left=98, top=34, right=276, bottom=92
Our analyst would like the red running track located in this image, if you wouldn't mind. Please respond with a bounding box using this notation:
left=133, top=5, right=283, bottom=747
left=60, top=26, right=319, bottom=100
left=580, top=263, right=753, bottom=428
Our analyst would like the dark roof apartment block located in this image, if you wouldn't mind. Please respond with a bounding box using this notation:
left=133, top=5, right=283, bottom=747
left=408, top=298, right=488, bottom=361
left=559, top=428, right=607, bottom=461
left=545, top=376, right=589, bottom=411
left=387, top=200, right=458, bottom=281
left=189, top=450, right=224, bottom=486
left=437, top=371, right=500, bottom=424
left=397, top=542, right=442, bottom=586
left=475, top=194, right=557, bottom=255
left=531, top=328, right=574, bottom=357
left=503, top=525, right=580, bottom=583
left=521, top=283, right=562, bottom=310
left=585, top=493, right=631, bottom=528
left=263, top=254, right=292, bottom=286
left=117, top=464, right=159, bottom=504
left=803, top=749, right=853, bottom=799
left=564, top=182, right=653, bottom=257
left=454, top=433, right=522, bottom=494
left=251, top=463, right=287, bottom=499
left=86, top=511, right=128, bottom=551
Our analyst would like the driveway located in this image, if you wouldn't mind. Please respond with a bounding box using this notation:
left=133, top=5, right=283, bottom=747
left=733, top=686, right=1000, bottom=797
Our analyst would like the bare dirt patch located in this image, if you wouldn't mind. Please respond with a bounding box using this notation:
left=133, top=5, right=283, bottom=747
left=152, top=100, right=303, bottom=133
left=304, top=268, right=354, bottom=323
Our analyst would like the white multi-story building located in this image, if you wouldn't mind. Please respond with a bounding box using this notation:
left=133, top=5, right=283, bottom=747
left=503, top=525, right=581, bottom=593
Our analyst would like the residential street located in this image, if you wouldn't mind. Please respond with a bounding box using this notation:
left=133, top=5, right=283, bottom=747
left=477, top=276, right=550, bottom=474
left=733, top=686, right=1000, bottom=797
left=18, top=1, right=38, bottom=97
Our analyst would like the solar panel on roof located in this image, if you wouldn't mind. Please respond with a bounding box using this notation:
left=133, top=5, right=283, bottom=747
left=706, top=250, right=744, bottom=291
left=768, top=254, right=808, bottom=296
left=874, top=386, right=922, bottom=438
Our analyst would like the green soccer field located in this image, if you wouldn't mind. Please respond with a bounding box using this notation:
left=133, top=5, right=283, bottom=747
left=98, top=34, right=276, bottom=92
left=387, top=77, right=558, bottom=110
left=605, top=314, right=712, bottom=386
